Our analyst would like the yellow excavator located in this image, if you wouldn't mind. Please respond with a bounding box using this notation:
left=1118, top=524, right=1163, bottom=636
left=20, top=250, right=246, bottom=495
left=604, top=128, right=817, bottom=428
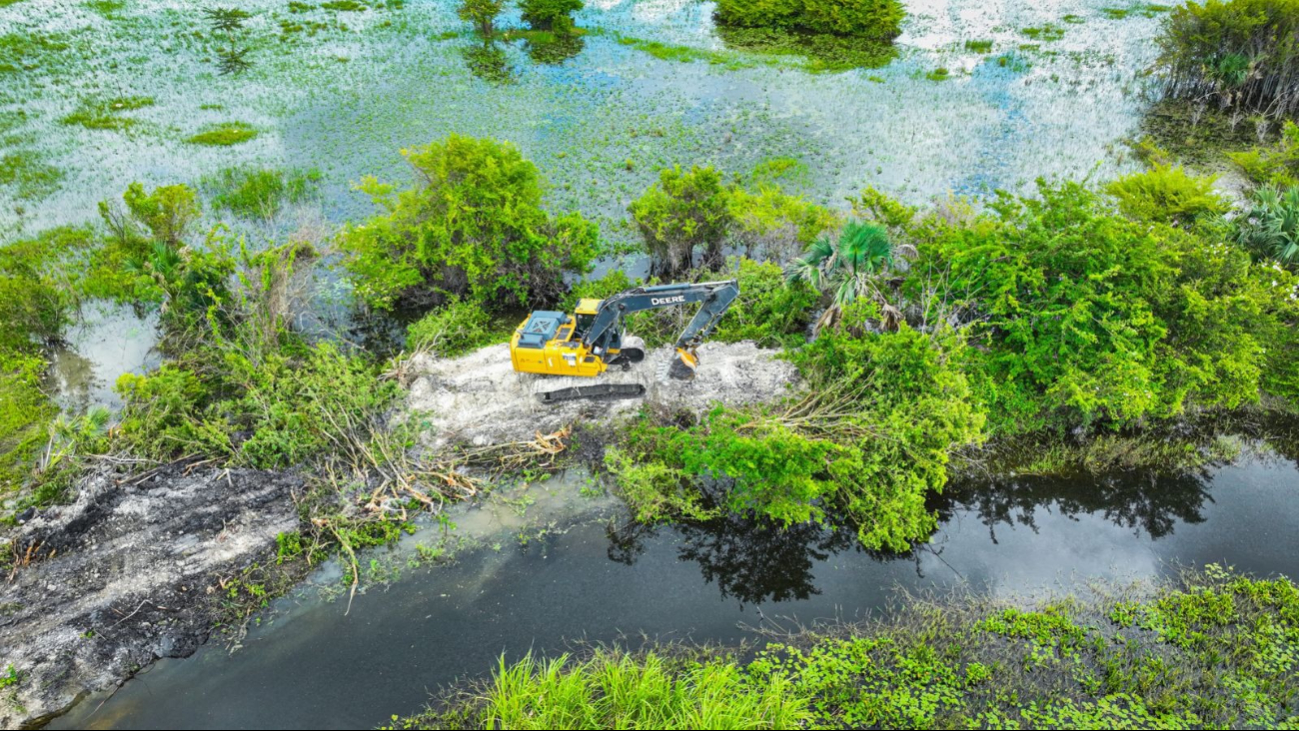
left=509, top=280, right=740, bottom=402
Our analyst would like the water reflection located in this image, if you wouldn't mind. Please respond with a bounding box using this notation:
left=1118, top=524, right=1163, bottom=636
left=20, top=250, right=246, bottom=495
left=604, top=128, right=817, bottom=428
left=609, top=514, right=862, bottom=606
left=525, top=33, right=585, bottom=65
left=938, top=470, right=1214, bottom=542
left=461, top=41, right=515, bottom=84
left=607, top=442, right=1299, bottom=606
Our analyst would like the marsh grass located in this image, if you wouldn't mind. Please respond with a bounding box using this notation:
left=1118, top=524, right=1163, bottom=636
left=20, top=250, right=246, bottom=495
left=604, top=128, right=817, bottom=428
left=0, top=151, right=62, bottom=200
left=203, top=165, right=322, bottom=219
left=390, top=649, right=811, bottom=730
left=393, top=568, right=1298, bottom=730
left=185, top=121, right=258, bottom=146
left=60, top=95, right=154, bottom=131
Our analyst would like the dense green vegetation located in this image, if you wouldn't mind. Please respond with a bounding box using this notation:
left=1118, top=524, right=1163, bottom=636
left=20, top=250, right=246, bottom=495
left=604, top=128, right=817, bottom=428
left=391, top=567, right=1299, bottom=730
left=520, top=0, right=583, bottom=33
left=713, top=0, right=905, bottom=40
left=341, top=134, right=598, bottom=311
left=1158, top=0, right=1299, bottom=118
left=607, top=173, right=1299, bottom=551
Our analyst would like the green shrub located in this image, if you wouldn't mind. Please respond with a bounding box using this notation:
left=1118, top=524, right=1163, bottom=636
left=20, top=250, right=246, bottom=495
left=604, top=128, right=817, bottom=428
left=910, top=181, right=1280, bottom=432
left=713, top=258, right=817, bottom=347
left=205, top=166, right=322, bottom=219
left=1104, top=163, right=1229, bottom=226
left=0, top=351, right=56, bottom=493
left=228, top=342, right=400, bottom=469
left=0, top=228, right=92, bottom=354
left=629, top=165, right=733, bottom=278
left=616, top=323, right=985, bottom=551
left=1229, top=119, right=1299, bottom=187
left=726, top=183, right=839, bottom=261
left=120, top=182, right=201, bottom=245
left=714, top=0, right=905, bottom=40
left=341, top=135, right=598, bottom=311
left=1158, top=0, right=1299, bottom=118
left=559, top=269, right=639, bottom=312
left=114, top=366, right=232, bottom=461
left=520, top=0, right=583, bottom=32
left=405, top=298, right=498, bottom=357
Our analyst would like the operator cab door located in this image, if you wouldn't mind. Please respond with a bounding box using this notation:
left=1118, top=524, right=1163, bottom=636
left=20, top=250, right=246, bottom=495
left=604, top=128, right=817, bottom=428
left=545, top=322, right=604, bottom=377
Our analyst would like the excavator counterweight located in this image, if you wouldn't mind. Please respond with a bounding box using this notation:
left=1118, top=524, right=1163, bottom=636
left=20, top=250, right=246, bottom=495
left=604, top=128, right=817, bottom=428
left=509, top=279, right=740, bottom=399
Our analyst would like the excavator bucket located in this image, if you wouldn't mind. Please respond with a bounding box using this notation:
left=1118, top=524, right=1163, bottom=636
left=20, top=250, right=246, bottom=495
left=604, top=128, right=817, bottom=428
left=668, top=348, right=698, bottom=381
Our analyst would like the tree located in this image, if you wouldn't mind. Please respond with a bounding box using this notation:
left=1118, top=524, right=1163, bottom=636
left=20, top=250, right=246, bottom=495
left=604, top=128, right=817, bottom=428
left=786, top=220, right=900, bottom=332
left=629, top=165, right=733, bottom=278
left=458, top=0, right=505, bottom=37
left=120, top=182, right=202, bottom=246
left=521, top=0, right=584, bottom=33
left=341, top=135, right=598, bottom=311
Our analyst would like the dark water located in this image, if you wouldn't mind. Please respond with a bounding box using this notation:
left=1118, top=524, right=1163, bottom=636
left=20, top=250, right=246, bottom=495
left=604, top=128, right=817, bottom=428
left=55, top=453, right=1299, bottom=730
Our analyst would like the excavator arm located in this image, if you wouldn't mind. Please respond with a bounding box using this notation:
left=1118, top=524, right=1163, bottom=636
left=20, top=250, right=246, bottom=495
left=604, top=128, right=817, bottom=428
left=583, top=279, right=740, bottom=380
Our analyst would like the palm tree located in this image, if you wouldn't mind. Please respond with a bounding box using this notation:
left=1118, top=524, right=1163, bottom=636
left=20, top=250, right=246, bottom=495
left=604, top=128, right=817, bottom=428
left=786, top=220, right=902, bottom=332
left=1235, top=185, right=1299, bottom=266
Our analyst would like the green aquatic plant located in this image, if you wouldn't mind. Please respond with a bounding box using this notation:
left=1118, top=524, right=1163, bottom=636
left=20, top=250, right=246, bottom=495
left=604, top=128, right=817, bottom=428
left=185, top=121, right=258, bottom=146
left=1020, top=24, right=1065, bottom=41
left=0, top=150, right=61, bottom=200
left=964, top=39, right=993, bottom=53
left=60, top=95, right=153, bottom=131
left=204, top=166, right=321, bottom=220
left=391, top=568, right=1298, bottom=730
left=925, top=66, right=951, bottom=80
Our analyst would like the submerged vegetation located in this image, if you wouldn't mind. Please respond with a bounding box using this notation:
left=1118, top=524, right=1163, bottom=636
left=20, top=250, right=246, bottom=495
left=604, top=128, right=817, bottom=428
left=393, top=567, right=1299, bottom=730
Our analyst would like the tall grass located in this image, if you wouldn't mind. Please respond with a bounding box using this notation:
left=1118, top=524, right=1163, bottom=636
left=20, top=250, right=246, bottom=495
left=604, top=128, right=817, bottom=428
left=452, top=651, right=810, bottom=730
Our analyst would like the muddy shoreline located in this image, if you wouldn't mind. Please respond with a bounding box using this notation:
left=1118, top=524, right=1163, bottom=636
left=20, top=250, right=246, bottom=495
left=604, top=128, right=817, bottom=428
left=0, top=465, right=302, bottom=729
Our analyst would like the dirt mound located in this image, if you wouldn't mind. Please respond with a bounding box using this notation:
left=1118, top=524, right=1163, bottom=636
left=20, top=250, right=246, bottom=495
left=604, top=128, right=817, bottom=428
left=0, top=467, right=300, bottom=728
left=405, top=341, right=799, bottom=450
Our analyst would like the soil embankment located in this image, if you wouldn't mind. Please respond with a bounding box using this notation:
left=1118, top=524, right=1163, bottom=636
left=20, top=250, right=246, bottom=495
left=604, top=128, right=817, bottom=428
left=405, top=341, right=798, bottom=450
left=0, top=467, right=300, bottom=728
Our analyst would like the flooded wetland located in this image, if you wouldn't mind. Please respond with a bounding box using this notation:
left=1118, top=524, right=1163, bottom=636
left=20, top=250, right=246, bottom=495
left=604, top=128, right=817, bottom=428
left=2, top=1, right=1297, bottom=729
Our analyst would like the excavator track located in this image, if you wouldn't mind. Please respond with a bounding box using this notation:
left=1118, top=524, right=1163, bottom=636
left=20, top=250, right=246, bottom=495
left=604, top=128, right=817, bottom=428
left=536, top=383, right=647, bottom=404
